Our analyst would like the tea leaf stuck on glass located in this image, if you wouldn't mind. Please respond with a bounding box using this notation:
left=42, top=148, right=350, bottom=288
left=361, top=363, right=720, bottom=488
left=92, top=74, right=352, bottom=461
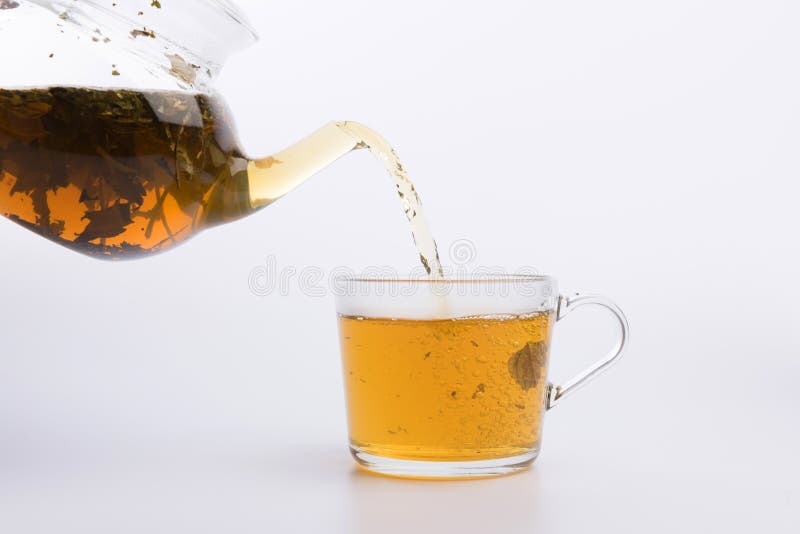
left=508, top=341, right=547, bottom=391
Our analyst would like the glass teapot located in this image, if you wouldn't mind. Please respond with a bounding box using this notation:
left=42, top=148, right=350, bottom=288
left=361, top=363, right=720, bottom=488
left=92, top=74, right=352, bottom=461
left=0, top=0, right=366, bottom=258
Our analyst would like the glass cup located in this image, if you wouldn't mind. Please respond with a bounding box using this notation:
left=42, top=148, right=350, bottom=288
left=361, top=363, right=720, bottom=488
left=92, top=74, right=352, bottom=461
left=334, top=275, right=629, bottom=478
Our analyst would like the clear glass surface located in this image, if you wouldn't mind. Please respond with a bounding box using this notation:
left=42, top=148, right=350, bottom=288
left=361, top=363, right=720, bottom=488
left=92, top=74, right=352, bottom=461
left=0, top=0, right=257, bottom=92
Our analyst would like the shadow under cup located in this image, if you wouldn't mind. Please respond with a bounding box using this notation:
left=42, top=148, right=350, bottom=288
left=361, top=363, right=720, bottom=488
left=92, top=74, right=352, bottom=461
left=334, top=276, right=629, bottom=479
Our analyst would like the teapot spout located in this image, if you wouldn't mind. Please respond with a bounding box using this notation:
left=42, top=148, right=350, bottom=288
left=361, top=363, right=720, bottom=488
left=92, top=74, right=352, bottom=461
left=247, top=122, right=366, bottom=209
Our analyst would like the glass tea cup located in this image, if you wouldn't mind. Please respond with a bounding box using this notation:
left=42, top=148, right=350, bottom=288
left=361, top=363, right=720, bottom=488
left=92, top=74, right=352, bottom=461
left=334, top=275, right=629, bottom=478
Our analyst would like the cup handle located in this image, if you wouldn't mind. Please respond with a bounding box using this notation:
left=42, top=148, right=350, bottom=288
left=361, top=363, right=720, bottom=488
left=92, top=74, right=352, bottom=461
left=546, top=293, right=630, bottom=410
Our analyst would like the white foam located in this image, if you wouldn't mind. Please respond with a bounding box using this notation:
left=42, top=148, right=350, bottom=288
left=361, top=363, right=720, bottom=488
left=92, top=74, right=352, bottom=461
left=334, top=277, right=558, bottom=320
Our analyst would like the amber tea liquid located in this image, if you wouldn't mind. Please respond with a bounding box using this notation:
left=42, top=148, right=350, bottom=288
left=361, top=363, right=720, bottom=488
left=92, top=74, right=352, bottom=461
left=338, top=312, right=553, bottom=462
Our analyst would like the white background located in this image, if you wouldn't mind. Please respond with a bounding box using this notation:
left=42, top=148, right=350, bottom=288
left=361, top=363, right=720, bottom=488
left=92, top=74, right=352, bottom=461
left=1, top=0, right=799, bottom=532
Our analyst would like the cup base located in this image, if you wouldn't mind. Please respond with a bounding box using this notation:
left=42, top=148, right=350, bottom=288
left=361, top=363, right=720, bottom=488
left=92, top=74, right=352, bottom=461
left=350, top=447, right=539, bottom=479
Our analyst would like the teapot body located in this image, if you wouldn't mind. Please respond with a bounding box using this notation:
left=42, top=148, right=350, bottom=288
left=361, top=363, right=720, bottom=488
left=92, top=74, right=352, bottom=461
left=0, top=1, right=260, bottom=257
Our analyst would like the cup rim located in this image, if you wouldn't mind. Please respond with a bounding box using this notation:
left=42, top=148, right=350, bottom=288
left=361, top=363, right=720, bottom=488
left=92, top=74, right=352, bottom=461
left=335, top=274, right=555, bottom=284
